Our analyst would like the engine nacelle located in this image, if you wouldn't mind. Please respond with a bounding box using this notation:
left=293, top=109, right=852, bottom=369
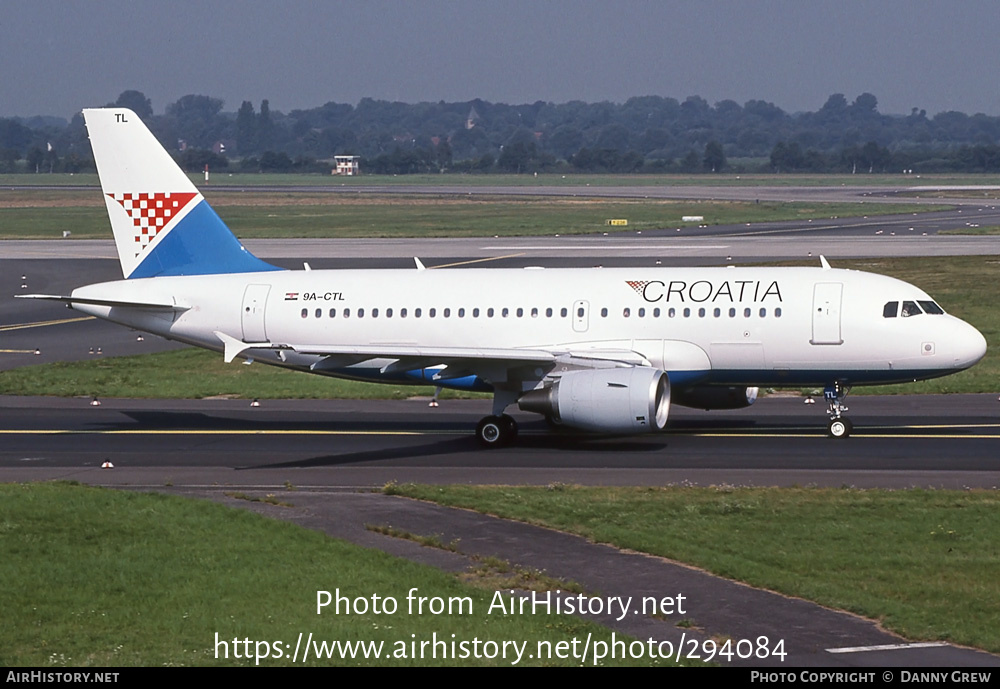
left=518, top=367, right=670, bottom=433
left=672, top=386, right=758, bottom=410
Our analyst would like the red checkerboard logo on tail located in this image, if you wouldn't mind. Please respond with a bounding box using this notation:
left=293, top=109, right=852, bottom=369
left=108, top=192, right=198, bottom=256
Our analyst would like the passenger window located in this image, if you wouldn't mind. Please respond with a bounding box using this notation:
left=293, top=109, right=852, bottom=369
left=502, top=308, right=509, bottom=318
left=744, top=308, right=751, bottom=318
left=883, top=301, right=898, bottom=318
left=759, top=308, right=766, bottom=317
left=546, top=308, right=553, bottom=317
left=358, top=308, right=364, bottom=318
left=683, top=308, right=690, bottom=318
left=561, top=308, right=568, bottom=317
left=531, top=307, right=538, bottom=318
left=458, top=308, right=465, bottom=318
left=653, top=308, right=660, bottom=317
left=372, top=308, right=379, bottom=318
left=415, top=308, right=421, bottom=318
left=429, top=308, right=436, bottom=318
left=601, top=308, right=608, bottom=317
left=577, top=307, right=584, bottom=317
left=729, top=308, right=736, bottom=317
left=713, top=308, right=720, bottom=317
left=386, top=308, right=392, bottom=318
left=301, top=308, right=308, bottom=319
left=668, top=308, right=676, bottom=318
left=329, top=308, right=336, bottom=318
left=775, top=307, right=782, bottom=318
left=698, top=308, right=705, bottom=318
left=315, top=308, right=322, bottom=318
left=516, top=308, right=523, bottom=317
left=473, top=308, right=479, bottom=317
left=638, top=307, right=646, bottom=317
left=344, top=308, right=350, bottom=318
left=488, top=308, right=494, bottom=317
left=623, top=307, right=630, bottom=317
left=401, top=308, right=407, bottom=318
left=444, top=308, right=450, bottom=318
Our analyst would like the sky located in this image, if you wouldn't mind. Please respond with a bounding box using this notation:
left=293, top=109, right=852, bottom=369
left=3, top=0, right=1000, bottom=120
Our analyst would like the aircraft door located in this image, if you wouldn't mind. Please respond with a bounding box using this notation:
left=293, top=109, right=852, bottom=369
left=241, top=284, right=271, bottom=342
left=572, top=300, right=589, bottom=333
left=811, top=282, right=843, bottom=345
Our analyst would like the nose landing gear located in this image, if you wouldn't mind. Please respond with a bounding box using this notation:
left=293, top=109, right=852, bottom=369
left=824, top=382, right=852, bottom=438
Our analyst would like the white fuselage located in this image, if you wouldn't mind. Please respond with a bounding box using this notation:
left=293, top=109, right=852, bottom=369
left=69, top=265, right=987, bottom=392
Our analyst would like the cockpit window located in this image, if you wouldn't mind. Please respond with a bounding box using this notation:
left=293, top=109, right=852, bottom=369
left=900, top=301, right=922, bottom=317
left=919, top=300, right=945, bottom=315
left=883, top=301, right=898, bottom=318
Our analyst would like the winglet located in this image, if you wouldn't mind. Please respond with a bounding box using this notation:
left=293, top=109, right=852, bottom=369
left=819, top=255, right=831, bottom=270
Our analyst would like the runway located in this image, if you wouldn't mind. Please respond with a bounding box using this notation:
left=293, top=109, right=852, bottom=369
left=3, top=395, right=999, bottom=490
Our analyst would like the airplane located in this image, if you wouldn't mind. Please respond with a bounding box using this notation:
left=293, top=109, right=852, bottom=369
left=19, top=108, right=988, bottom=446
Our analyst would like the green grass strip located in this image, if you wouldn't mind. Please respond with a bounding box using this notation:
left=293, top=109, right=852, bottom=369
left=0, top=190, right=948, bottom=239
left=3, top=171, right=1000, bottom=188
left=387, top=484, right=1000, bottom=654
left=0, top=348, right=487, bottom=399
left=1, top=482, right=674, bottom=667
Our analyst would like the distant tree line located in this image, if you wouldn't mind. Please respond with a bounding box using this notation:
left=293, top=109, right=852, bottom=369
left=4, top=90, right=1000, bottom=174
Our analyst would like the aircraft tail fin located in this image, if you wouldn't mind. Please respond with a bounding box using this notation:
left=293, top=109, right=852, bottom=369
left=83, top=108, right=280, bottom=279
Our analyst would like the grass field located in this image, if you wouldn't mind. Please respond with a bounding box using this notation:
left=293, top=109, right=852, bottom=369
left=386, top=483, right=1000, bottom=654
left=0, top=188, right=949, bottom=239
left=939, top=226, right=1000, bottom=235
left=1, top=482, right=659, bottom=667
left=1, top=256, right=995, bottom=398
left=6, top=481, right=997, bottom=664
left=3, top=171, right=1000, bottom=188
left=0, top=347, right=484, bottom=400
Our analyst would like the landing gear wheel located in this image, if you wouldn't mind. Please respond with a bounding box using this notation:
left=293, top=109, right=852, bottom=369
left=477, top=415, right=513, bottom=448
left=827, top=417, right=853, bottom=439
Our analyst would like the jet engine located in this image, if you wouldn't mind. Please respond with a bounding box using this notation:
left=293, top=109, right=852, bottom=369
left=518, top=367, right=670, bottom=432
left=672, top=386, right=758, bottom=410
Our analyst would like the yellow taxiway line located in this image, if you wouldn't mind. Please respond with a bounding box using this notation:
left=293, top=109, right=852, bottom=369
left=0, top=316, right=95, bottom=332
left=428, top=253, right=526, bottom=269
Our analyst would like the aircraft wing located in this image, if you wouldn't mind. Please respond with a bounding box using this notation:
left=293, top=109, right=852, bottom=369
left=213, top=331, right=647, bottom=383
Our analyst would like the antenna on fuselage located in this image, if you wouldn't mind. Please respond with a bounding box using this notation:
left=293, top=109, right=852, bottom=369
left=414, top=257, right=426, bottom=271
left=819, top=255, right=832, bottom=270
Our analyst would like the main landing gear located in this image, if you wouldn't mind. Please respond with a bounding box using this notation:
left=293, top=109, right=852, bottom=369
left=824, top=382, right=852, bottom=438
left=476, top=414, right=518, bottom=447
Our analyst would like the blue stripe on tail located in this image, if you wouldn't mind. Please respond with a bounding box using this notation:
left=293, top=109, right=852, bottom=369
left=128, top=201, right=281, bottom=278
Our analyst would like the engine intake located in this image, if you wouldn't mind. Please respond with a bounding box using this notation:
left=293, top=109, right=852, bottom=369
left=519, top=367, right=670, bottom=433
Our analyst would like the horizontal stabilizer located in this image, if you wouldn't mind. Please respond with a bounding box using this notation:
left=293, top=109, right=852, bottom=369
left=16, top=294, right=189, bottom=311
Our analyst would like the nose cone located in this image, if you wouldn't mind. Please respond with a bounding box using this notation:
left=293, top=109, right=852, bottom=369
left=950, top=317, right=988, bottom=370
